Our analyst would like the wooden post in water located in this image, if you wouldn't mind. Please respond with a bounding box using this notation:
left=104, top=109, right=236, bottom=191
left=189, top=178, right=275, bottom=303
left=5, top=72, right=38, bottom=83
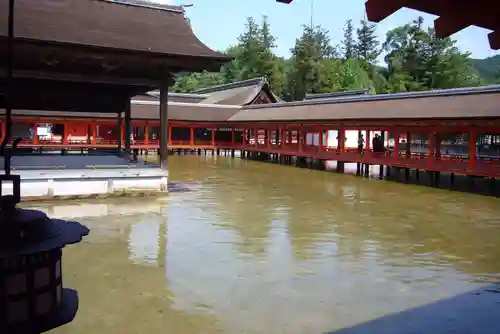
left=159, top=79, right=169, bottom=171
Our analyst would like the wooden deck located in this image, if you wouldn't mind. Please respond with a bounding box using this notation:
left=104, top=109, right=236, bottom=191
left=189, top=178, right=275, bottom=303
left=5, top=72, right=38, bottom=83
left=10, top=139, right=500, bottom=178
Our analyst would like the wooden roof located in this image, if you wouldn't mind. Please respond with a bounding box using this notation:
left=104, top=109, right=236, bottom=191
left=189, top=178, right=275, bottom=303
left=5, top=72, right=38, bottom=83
left=6, top=85, right=500, bottom=123
left=0, top=0, right=229, bottom=63
left=365, top=0, right=500, bottom=49
left=228, top=85, right=500, bottom=122
left=2, top=101, right=241, bottom=123
left=0, top=0, right=231, bottom=112
left=130, top=100, right=241, bottom=122
left=193, top=77, right=281, bottom=105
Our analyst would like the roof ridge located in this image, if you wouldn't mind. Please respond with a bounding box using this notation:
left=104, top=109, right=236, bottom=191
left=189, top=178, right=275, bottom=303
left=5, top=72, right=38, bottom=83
left=245, top=84, right=500, bottom=109
left=192, top=77, right=267, bottom=94
left=305, top=89, right=371, bottom=100
left=101, top=0, right=184, bottom=13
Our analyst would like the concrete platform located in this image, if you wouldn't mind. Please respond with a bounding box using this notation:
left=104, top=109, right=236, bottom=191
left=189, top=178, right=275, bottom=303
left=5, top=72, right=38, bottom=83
left=0, top=155, right=168, bottom=200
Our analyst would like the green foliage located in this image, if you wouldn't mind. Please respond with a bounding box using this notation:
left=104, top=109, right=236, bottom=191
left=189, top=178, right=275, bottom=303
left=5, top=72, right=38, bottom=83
left=472, top=55, right=500, bottom=82
left=171, top=15, right=492, bottom=100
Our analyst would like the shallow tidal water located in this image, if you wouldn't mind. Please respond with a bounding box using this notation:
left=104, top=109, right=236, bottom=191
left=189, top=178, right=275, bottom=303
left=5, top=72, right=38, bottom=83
left=28, top=155, right=500, bottom=334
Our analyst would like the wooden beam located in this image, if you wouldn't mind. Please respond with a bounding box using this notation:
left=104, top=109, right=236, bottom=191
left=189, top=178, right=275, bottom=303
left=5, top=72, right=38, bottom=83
left=9, top=69, right=159, bottom=87
left=365, top=0, right=405, bottom=22
left=434, top=15, right=470, bottom=38
left=488, top=31, right=500, bottom=50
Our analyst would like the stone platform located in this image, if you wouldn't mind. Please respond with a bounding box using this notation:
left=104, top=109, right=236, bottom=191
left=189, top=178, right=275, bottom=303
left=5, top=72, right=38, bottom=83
left=0, top=154, right=168, bottom=200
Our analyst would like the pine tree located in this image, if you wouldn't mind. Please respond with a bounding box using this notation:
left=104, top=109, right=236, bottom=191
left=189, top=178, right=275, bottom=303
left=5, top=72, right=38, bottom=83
left=341, top=19, right=356, bottom=60
left=356, top=20, right=380, bottom=64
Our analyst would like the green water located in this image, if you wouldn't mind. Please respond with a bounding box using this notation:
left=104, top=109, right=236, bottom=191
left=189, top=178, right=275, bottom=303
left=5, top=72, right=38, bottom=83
left=33, top=155, right=500, bottom=333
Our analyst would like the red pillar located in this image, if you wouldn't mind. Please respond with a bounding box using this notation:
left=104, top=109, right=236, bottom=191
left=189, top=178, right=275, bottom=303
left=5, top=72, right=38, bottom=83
left=318, top=127, right=323, bottom=152
left=393, top=132, right=400, bottom=161
left=91, top=124, right=97, bottom=145
left=281, top=128, right=286, bottom=146
left=33, top=123, right=39, bottom=145
left=144, top=125, right=149, bottom=146
left=211, top=127, right=215, bottom=146
left=231, top=128, right=235, bottom=146
left=63, top=123, right=68, bottom=145
left=168, top=124, right=172, bottom=146
left=190, top=126, right=195, bottom=146
left=427, top=131, right=435, bottom=163
left=435, top=133, right=441, bottom=158
left=338, top=128, right=345, bottom=152
left=405, top=131, right=411, bottom=158
left=365, top=130, right=371, bottom=152
left=0, top=121, right=5, bottom=143
left=267, top=129, right=271, bottom=149
left=469, top=129, right=477, bottom=169
left=254, top=128, right=258, bottom=147
left=298, top=128, right=303, bottom=152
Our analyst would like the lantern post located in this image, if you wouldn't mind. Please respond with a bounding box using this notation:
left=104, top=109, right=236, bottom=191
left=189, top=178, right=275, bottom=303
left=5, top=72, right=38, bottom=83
left=1, top=1, right=90, bottom=333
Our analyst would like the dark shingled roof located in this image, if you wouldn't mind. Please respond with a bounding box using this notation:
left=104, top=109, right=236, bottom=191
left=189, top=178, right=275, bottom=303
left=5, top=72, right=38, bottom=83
left=0, top=0, right=229, bottom=61
left=229, top=85, right=500, bottom=122
left=193, top=77, right=281, bottom=105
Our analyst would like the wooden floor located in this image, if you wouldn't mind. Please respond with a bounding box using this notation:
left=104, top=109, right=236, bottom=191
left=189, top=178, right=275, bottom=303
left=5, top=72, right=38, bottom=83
left=9, top=140, right=500, bottom=178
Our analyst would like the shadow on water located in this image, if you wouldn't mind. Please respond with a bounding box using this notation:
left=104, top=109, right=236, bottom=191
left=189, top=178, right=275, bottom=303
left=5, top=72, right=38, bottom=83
left=328, top=284, right=500, bottom=334
left=242, top=154, right=500, bottom=197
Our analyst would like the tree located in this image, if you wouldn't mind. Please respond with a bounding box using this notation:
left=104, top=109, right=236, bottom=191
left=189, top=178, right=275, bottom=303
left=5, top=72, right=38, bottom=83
left=286, top=25, right=338, bottom=100
left=341, top=19, right=356, bottom=60
left=171, top=15, right=485, bottom=99
left=356, top=20, right=380, bottom=64
left=382, top=16, right=482, bottom=92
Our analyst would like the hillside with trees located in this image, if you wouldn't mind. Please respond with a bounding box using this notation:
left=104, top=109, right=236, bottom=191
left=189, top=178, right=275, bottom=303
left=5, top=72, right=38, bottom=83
left=172, top=16, right=487, bottom=101
left=472, top=55, right=500, bottom=82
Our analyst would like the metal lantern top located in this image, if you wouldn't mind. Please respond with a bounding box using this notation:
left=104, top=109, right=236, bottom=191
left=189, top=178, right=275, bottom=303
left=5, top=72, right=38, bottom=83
left=0, top=202, right=89, bottom=258
left=0, top=168, right=89, bottom=333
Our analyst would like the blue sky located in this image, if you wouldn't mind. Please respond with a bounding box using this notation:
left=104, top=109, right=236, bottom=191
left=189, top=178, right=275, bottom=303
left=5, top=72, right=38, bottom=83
left=157, top=0, right=498, bottom=61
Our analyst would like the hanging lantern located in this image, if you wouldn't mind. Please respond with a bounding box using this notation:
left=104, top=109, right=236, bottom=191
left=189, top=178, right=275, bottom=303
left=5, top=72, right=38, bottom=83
left=0, top=174, right=89, bottom=333
left=276, top=0, right=293, bottom=3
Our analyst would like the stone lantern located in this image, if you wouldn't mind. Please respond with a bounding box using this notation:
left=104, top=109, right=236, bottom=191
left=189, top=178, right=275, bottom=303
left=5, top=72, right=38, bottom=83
left=0, top=153, right=89, bottom=333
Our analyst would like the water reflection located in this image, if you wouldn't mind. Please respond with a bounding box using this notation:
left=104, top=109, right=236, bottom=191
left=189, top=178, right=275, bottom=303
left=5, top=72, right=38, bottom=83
left=30, top=155, right=500, bottom=333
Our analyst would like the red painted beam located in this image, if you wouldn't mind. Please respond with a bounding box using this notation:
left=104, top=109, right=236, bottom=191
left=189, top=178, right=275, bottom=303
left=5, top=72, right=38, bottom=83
left=434, top=14, right=470, bottom=38
left=365, top=0, right=405, bottom=22
left=488, top=31, right=500, bottom=50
